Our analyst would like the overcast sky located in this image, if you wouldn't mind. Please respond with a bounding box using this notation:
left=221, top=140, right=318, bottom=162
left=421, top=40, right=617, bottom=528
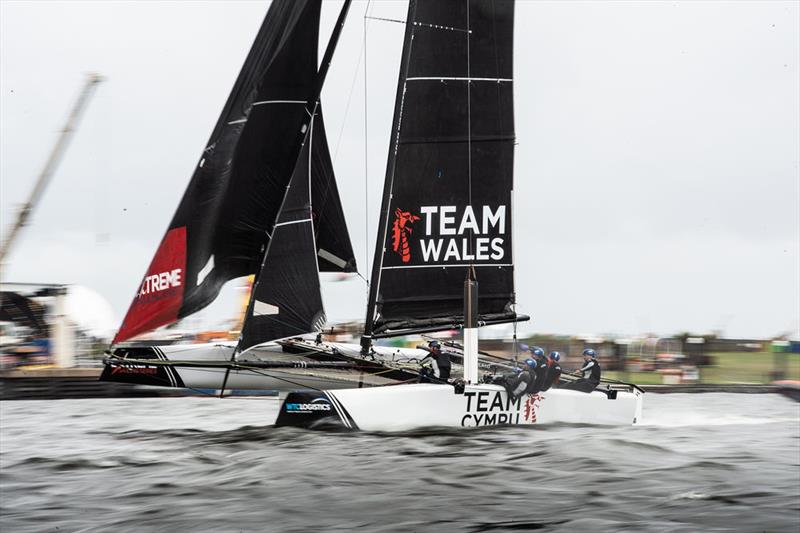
left=1, top=0, right=798, bottom=340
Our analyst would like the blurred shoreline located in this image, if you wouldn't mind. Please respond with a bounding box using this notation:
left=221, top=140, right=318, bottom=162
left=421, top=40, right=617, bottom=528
left=1, top=366, right=796, bottom=400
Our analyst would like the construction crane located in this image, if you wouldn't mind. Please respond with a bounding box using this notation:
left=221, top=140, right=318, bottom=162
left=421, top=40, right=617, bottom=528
left=0, top=73, right=104, bottom=275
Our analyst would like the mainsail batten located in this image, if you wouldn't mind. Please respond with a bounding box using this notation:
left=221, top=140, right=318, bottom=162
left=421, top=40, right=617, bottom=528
left=114, top=0, right=355, bottom=344
left=363, top=0, right=520, bottom=342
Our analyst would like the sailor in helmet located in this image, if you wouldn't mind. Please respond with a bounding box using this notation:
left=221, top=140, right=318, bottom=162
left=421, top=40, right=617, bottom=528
left=540, top=351, right=562, bottom=391
left=562, top=348, right=601, bottom=393
left=504, top=356, right=538, bottom=401
left=420, top=340, right=451, bottom=382
left=529, top=346, right=549, bottom=393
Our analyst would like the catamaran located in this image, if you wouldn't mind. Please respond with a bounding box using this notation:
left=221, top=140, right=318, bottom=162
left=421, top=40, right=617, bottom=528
left=101, top=0, right=439, bottom=393
left=102, top=0, right=644, bottom=429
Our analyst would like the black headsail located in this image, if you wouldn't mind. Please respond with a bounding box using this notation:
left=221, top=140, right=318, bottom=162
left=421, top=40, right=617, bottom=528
left=362, top=0, right=525, bottom=347
left=234, top=0, right=353, bottom=353
left=114, top=0, right=355, bottom=344
left=239, top=118, right=325, bottom=350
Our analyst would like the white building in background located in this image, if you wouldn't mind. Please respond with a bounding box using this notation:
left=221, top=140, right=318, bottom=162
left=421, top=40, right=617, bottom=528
left=0, top=283, right=118, bottom=368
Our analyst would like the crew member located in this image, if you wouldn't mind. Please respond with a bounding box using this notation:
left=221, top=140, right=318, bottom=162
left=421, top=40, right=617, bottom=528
left=530, top=346, right=549, bottom=393
left=420, top=340, right=451, bottom=382
left=541, top=351, right=562, bottom=391
left=504, top=357, right=537, bottom=400
left=562, top=349, right=601, bottom=393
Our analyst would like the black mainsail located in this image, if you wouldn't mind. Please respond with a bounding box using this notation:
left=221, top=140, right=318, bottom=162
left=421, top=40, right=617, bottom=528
left=114, top=0, right=355, bottom=344
left=362, top=0, right=524, bottom=345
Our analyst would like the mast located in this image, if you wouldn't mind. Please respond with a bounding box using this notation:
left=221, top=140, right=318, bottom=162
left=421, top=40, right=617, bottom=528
left=306, top=0, right=352, bottom=132
left=463, top=266, right=479, bottom=383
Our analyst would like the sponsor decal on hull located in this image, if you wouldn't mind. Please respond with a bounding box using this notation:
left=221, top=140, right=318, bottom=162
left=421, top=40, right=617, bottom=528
left=275, top=392, right=353, bottom=429
left=100, top=347, right=185, bottom=388
left=110, top=364, right=157, bottom=376
left=460, top=391, right=544, bottom=427
left=523, top=393, right=543, bottom=423
left=461, top=390, right=520, bottom=427
left=285, top=398, right=332, bottom=412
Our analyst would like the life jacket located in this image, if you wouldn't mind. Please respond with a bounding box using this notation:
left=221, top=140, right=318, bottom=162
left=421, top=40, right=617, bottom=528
left=532, top=357, right=548, bottom=390
left=509, top=370, right=534, bottom=398
left=432, top=350, right=451, bottom=370
left=525, top=368, right=541, bottom=394
left=581, top=360, right=601, bottom=384
left=541, top=363, right=562, bottom=391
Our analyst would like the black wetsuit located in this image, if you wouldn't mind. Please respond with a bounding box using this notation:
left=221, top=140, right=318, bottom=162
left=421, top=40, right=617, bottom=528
left=562, top=359, right=601, bottom=393
left=540, top=361, right=562, bottom=391
left=504, top=368, right=535, bottom=400
left=530, top=357, right=549, bottom=393
left=422, top=349, right=451, bottom=381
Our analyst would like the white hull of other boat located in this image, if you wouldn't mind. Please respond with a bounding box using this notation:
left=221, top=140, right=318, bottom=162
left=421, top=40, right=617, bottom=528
left=275, top=383, right=644, bottom=431
left=101, top=341, right=428, bottom=393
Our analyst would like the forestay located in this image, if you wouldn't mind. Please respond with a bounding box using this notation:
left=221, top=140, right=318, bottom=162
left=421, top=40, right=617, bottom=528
left=364, top=0, right=519, bottom=340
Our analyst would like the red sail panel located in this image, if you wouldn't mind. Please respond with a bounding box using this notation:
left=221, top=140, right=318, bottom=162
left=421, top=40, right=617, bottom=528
left=114, top=227, right=187, bottom=343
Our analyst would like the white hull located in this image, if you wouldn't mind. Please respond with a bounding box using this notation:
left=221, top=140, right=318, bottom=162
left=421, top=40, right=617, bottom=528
left=102, top=341, right=425, bottom=392
left=275, top=382, right=644, bottom=431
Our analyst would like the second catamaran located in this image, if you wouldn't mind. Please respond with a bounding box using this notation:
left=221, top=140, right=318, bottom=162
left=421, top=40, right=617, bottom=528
left=102, top=0, right=375, bottom=391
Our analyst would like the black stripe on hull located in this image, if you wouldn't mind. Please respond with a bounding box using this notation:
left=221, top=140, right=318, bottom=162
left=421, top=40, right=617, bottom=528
left=275, top=391, right=357, bottom=431
left=99, top=347, right=185, bottom=388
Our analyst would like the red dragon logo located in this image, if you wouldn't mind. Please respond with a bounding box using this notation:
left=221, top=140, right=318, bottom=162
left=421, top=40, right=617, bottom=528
left=523, top=393, right=543, bottom=423
left=391, top=208, right=420, bottom=263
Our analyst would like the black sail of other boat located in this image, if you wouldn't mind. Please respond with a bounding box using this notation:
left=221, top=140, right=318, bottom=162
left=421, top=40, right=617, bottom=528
left=113, top=0, right=355, bottom=344
left=239, top=117, right=326, bottom=351
left=361, top=0, right=526, bottom=347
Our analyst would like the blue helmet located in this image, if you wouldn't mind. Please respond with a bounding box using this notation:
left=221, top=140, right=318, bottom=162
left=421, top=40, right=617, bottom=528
left=549, top=351, right=560, bottom=361
left=583, top=348, right=597, bottom=358
left=524, top=358, right=537, bottom=368
left=531, top=346, right=545, bottom=358
left=429, top=340, right=441, bottom=350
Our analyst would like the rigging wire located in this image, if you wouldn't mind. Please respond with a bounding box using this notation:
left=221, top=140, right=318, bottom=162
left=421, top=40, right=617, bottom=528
left=364, top=15, right=405, bottom=24
left=325, top=0, right=374, bottom=287
left=331, top=8, right=368, bottom=164
left=363, top=0, right=373, bottom=294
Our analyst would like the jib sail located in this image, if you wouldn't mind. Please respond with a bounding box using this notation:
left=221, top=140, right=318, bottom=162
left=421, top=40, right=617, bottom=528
left=363, top=0, right=520, bottom=340
left=114, top=0, right=355, bottom=344
left=239, top=119, right=325, bottom=351
left=310, top=112, right=356, bottom=273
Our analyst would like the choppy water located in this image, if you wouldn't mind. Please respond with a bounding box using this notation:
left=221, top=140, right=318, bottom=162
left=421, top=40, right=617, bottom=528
left=1, top=393, right=798, bottom=532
